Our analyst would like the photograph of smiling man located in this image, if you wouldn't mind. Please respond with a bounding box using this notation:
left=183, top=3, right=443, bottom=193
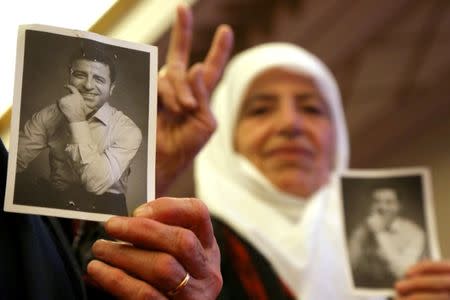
left=339, top=168, right=441, bottom=297
left=6, top=25, right=155, bottom=221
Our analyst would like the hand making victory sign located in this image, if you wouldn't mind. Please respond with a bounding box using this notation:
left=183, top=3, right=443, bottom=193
left=87, top=4, right=234, bottom=300
left=156, top=4, right=234, bottom=195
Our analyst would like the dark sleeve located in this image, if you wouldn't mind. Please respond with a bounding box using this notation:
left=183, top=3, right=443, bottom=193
left=0, top=139, right=87, bottom=300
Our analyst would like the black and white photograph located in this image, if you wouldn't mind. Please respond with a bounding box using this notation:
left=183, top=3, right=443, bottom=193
left=339, top=168, right=441, bottom=297
left=4, top=24, right=157, bottom=222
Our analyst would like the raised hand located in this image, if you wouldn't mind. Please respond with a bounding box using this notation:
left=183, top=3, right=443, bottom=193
left=85, top=5, right=232, bottom=299
left=87, top=197, right=222, bottom=300
left=57, top=84, right=90, bottom=122
left=156, top=4, right=234, bottom=195
left=367, top=212, right=390, bottom=233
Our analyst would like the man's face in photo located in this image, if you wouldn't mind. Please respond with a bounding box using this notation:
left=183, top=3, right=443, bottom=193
left=69, top=58, right=115, bottom=111
left=371, top=188, right=401, bottom=224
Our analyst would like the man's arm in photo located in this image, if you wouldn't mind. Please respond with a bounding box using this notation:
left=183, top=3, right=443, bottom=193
left=65, top=116, right=142, bottom=195
left=17, top=106, right=57, bottom=172
left=373, top=220, right=425, bottom=278
left=349, top=224, right=368, bottom=269
left=60, top=85, right=142, bottom=195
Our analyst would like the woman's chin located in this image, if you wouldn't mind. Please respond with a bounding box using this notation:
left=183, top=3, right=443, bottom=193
left=272, top=178, right=314, bottom=198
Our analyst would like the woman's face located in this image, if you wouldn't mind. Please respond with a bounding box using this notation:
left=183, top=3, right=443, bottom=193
left=234, top=68, right=335, bottom=198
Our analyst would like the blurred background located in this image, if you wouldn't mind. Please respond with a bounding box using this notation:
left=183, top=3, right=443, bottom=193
left=1, top=0, right=449, bottom=256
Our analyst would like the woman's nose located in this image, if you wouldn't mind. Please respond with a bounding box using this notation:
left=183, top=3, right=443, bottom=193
left=276, top=99, right=303, bottom=136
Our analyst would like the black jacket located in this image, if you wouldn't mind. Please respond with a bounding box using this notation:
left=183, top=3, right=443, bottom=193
left=0, top=140, right=86, bottom=300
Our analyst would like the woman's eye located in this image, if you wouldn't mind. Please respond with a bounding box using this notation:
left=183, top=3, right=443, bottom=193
left=303, top=106, right=322, bottom=114
left=246, top=105, right=271, bottom=116
left=301, top=104, right=327, bottom=116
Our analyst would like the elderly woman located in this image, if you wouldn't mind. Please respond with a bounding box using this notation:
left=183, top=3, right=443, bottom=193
left=194, top=43, right=450, bottom=300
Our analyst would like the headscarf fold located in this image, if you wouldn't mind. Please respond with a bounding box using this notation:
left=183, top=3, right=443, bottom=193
left=195, top=43, right=382, bottom=300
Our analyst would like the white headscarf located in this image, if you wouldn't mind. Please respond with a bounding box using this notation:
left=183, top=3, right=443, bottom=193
left=195, top=43, right=382, bottom=300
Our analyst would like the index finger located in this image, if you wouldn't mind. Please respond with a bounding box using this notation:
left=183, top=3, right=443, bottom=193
left=166, top=4, right=193, bottom=69
left=64, top=84, right=80, bottom=95
left=133, top=197, right=214, bottom=249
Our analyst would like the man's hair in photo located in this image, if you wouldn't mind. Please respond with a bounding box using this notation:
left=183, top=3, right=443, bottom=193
left=69, top=40, right=117, bottom=83
left=371, top=186, right=402, bottom=203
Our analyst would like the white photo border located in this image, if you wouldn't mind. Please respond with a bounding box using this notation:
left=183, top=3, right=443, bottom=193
left=4, top=24, right=157, bottom=222
left=338, top=167, right=441, bottom=298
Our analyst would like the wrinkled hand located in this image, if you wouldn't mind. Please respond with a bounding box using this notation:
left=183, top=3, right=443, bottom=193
left=156, top=4, right=233, bottom=195
left=395, top=260, right=450, bottom=300
left=57, top=84, right=90, bottom=122
left=87, top=197, right=222, bottom=300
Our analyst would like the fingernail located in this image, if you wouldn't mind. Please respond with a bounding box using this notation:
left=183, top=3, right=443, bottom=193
left=133, top=204, right=153, bottom=217
left=91, top=239, right=107, bottom=258
left=87, top=259, right=101, bottom=274
left=106, top=217, right=126, bottom=233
